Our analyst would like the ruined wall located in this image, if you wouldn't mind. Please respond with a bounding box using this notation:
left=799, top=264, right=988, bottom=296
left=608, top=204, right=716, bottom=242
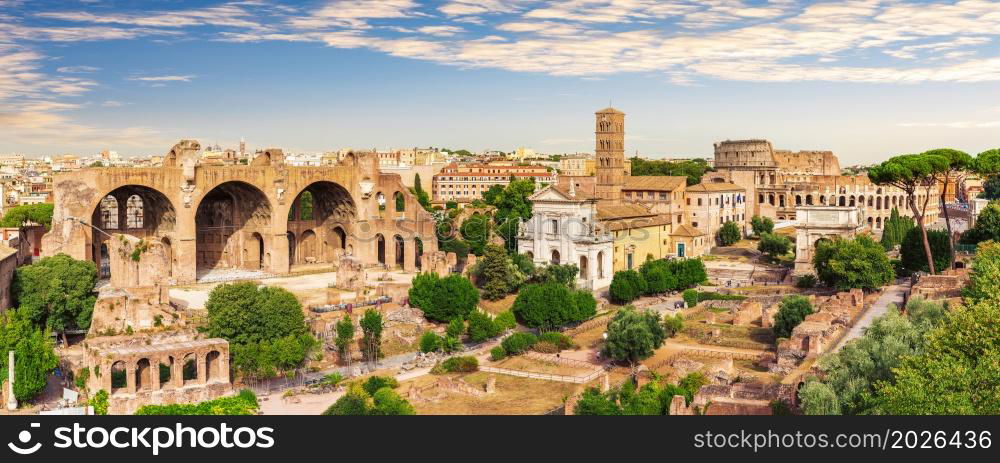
left=773, top=150, right=840, bottom=176
left=42, top=140, right=439, bottom=285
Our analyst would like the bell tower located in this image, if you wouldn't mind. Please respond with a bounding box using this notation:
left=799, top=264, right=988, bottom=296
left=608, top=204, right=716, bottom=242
left=595, top=107, right=625, bottom=203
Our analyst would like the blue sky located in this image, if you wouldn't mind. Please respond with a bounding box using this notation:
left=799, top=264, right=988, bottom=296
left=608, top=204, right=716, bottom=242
left=1, top=0, right=999, bottom=164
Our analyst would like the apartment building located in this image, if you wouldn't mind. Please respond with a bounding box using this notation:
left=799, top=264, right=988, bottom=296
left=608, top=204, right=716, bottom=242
left=432, top=161, right=557, bottom=203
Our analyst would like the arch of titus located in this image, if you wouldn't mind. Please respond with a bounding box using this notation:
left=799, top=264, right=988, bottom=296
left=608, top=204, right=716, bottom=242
left=42, top=140, right=438, bottom=284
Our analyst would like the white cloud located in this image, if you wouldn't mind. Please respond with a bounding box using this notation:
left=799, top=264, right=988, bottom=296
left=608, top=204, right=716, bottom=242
left=57, top=65, right=100, bottom=73
left=417, top=25, right=464, bottom=37
left=128, top=75, right=195, bottom=82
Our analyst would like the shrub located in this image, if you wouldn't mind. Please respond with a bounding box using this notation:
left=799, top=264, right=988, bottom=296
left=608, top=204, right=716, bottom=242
left=135, top=390, right=258, bottom=415
left=717, top=221, right=741, bottom=246
left=490, top=346, right=507, bottom=361
left=751, top=215, right=774, bottom=237
left=758, top=233, right=791, bottom=260
left=609, top=270, right=645, bottom=304
left=682, top=289, right=698, bottom=307
left=795, top=274, right=817, bottom=289
left=419, top=331, right=443, bottom=353
left=531, top=341, right=560, bottom=353
left=91, top=389, right=109, bottom=415
left=408, top=272, right=480, bottom=323
left=900, top=227, right=953, bottom=274
left=442, top=335, right=463, bottom=353
left=512, top=282, right=594, bottom=330
left=466, top=311, right=501, bottom=343
left=663, top=314, right=684, bottom=337
left=500, top=332, right=537, bottom=355
left=538, top=332, right=576, bottom=350
left=494, top=311, right=516, bottom=331
left=441, top=356, right=479, bottom=373
left=362, top=376, right=399, bottom=396
left=446, top=318, right=465, bottom=338
left=773, top=295, right=813, bottom=339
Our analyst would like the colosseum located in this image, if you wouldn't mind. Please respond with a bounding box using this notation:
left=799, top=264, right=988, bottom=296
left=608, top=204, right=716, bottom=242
left=705, top=139, right=940, bottom=228
left=41, top=140, right=439, bottom=284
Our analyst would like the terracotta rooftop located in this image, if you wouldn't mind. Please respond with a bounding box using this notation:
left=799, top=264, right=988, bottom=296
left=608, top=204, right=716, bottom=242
left=597, top=203, right=655, bottom=220
left=686, top=182, right=745, bottom=192
left=671, top=224, right=705, bottom=237
left=624, top=176, right=687, bottom=192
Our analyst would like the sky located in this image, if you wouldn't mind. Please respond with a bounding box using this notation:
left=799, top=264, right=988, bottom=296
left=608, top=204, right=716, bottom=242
left=1, top=0, right=999, bottom=165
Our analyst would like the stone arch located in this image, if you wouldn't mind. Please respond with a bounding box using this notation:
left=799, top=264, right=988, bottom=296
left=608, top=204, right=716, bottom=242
left=90, top=185, right=177, bottom=279
left=182, top=353, right=198, bottom=385
left=795, top=195, right=802, bottom=206
left=579, top=255, right=589, bottom=279
left=126, top=194, right=144, bottom=229
left=551, top=249, right=560, bottom=264
left=768, top=193, right=775, bottom=205
left=849, top=195, right=856, bottom=207
left=110, top=360, right=127, bottom=394
left=394, top=234, right=405, bottom=267
left=838, top=196, right=845, bottom=206
left=297, top=229, right=318, bottom=265
left=394, top=191, right=405, bottom=213
left=876, top=217, right=882, bottom=228
left=332, top=226, right=347, bottom=250
left=376, top=191, right=386, bottom=218
left=876, top=197, right=882, bottom=210
left=194, top=181, right=272, bottom=274
left=805, top=195, right=813, bottom=205
left=159, top=356, right=174, bottom=386
left=375, top=233, right=386, bottom=265
left=206, top=350, right=222, bottom=382
left=284, top=232, right=296, bottom=267
left=136, top=358, right=152, bottom=391
left=867, top=217, right=873, bottom=228
left=415, top=237, right=424, bottom=270
left=247, top=232, right=264, bottom=270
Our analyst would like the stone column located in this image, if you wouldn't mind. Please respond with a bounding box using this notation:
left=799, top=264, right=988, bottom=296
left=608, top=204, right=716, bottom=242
left=173, top=358, right=184, bottom=387
left=126, top=361, right=137, bottom=394
left=6, top=351, right=16, bottom=411
left=403, top=238, right=416, bottom=272
left=197, top=355, right=207, bottom=385
left=271, top=232, right=290, bottom=274
left=150, top=361, right=161, bottom=391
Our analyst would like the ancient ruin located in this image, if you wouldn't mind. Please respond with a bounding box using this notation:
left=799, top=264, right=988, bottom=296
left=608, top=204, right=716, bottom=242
left=42, top=139, right=439, bottom=285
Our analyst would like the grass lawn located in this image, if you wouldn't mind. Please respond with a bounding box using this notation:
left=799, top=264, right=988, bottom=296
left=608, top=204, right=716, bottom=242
left=404, top=372, right=579, bottom=415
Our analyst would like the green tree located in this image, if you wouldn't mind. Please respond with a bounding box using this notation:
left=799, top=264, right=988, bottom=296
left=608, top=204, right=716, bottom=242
left=798, top=381, right=842, bottom=415
left=411, top=173, right=432, bottom=211
left=334, top=316, right=355, bottom=366
left=483, top=179, right=536, bottom=248
left=360, top=309, right=383, bottom=369
left=925, top=148, right=972, bottom=268
left=963, top=240, right=1000, bottom=303
left=0, top=203, right=54, bottom=229
left=806, top=309, right=927, bottom=415
left=12, top=253, right=97, bottom=344
left=609, top=269, right=646, bottom=304
left=604, top=306, right=666, bottom=376
left=871, top=296, right=1000, bottom=414
left=205, top=283, right=313, bottom=378
left=900, top=227, right=952, bottom=274
left=466, top=311, right=500, bottom=342
left=813, top=236, right=894, bottom=291
left=880, top=207, right=914, bottom=251
left=758, top=233, right=791, bottom=260
left=0, top=308, right=59, bottom=402
left=717, top=221, right=741, bottom=246
left=960, top=201, right=1000, bottom=244
left=628, top=157, right=711, bottom=185
left=370, top=387, right=416, bottom=415
left=323, top=385, right=372, bottom=415
left=750, top=215, right=774, bottom=237
left=772, top=295, right=812, bottom=339
left=419, top=331, right=442, bottom=353
left=869, top=152, right=951, bottom=274
left=459, top=214, right=491, bottom=256
left=512, top=282, right=594, bottom=330
left=573, top=387, right=623, bottom=415
left=407, top=272, right=479, bottom=322
left=206, top=282, right=306, bottom=345
left=531, top=263, right=579, bottom=287
left=474, top=244, right=526, bottom=300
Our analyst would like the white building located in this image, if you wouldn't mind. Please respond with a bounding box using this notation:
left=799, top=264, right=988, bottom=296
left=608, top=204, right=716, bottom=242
left=517, top=183, right=613, bottom=290
left=684, top=182, right=749, bottom=240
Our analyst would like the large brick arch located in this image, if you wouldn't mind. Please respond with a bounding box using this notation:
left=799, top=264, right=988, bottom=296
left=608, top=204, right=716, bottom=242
left=42, top=142, right=439, bottom=284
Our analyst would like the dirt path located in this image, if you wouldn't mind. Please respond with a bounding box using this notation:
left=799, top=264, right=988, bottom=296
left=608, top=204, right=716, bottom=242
left=831, top=281, right=910, bottom=353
